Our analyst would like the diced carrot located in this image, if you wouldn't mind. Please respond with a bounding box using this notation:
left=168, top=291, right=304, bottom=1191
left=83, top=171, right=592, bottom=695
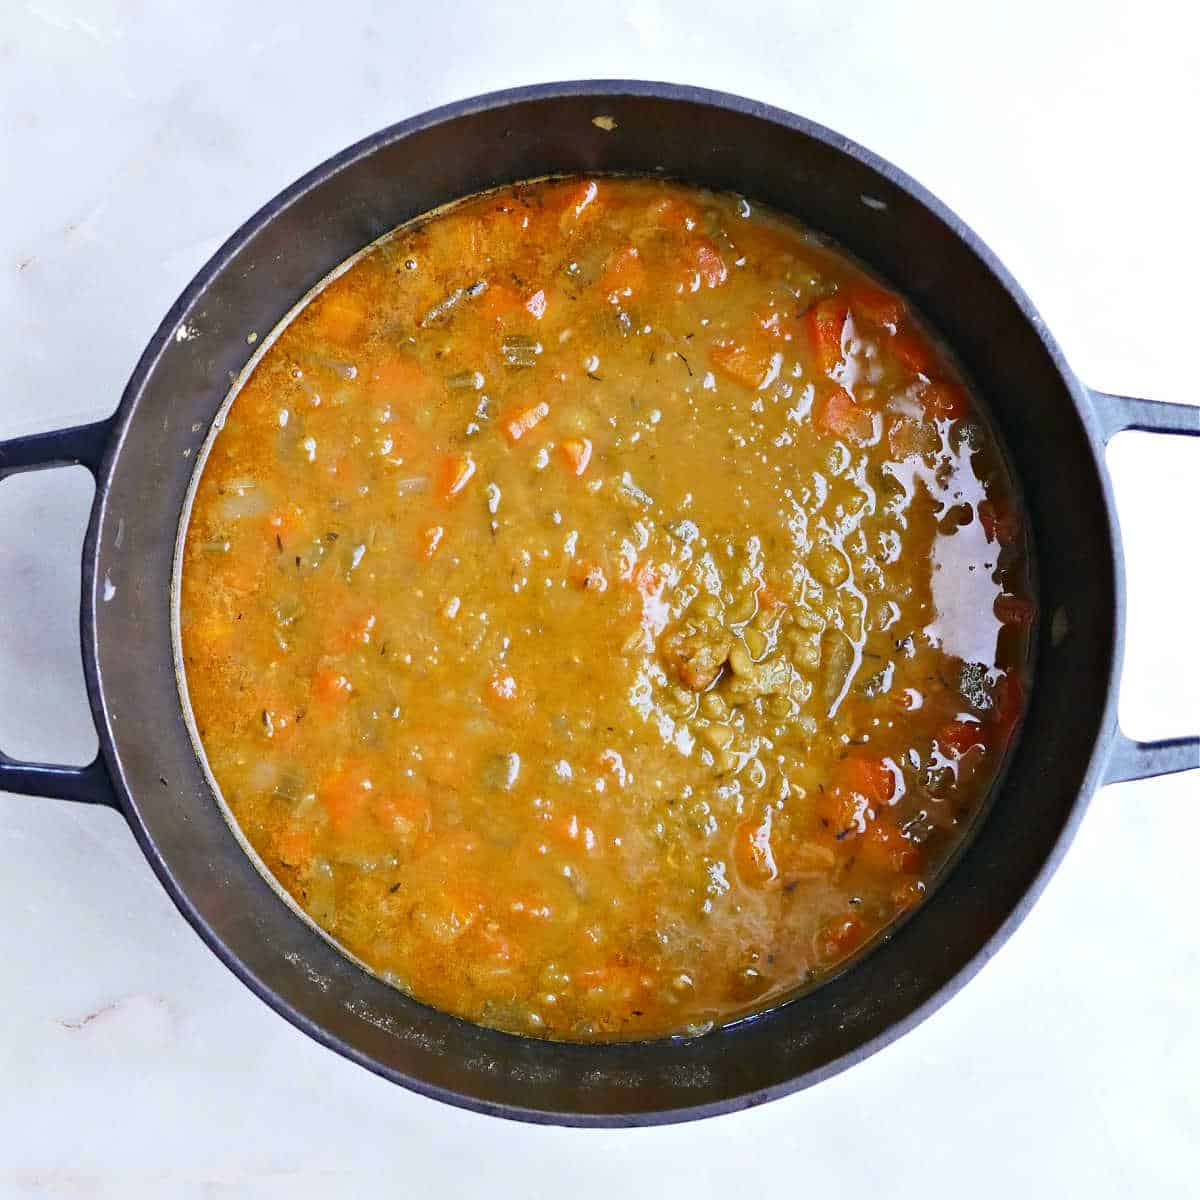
left=524, top=289, right=548, bottom=320
left=311, top=291, right=368, bottom=345
left=848, top=284, right=904, bottom=329
left=571, top=560, right=608, bottom=593
left=477, top=281, right=523, bottom=322
left=804, top=298, right=849, bottom=374
left=937, top=719, right=988, bottom=759
left=312, top=665, right=353, bottom=706
left=559, top=437, right=593, bottom=476
left=501, top=401, right=550, bottom=443
left=437, top=452, right=476, bottom=501
left=995, top=594, right=1036, bottom=626
left=320, top=762, right=374, bottom=833
left=367, top=354, right=432, bottom=400
left=816, top=914, right=866, bottom=962
left=599, top=244, right=647, bottom=298
left=859, top=820, right=922, bottom=874
left=418, top=524, right=444, bottom=560
left=710, top=338, right=769, bottom=389
left=733, top=813, right=779, bottom=886
left=275, top=821, right=316, bottom=868
left=921, top=380, right=968, bottom=421
left=485, top=670, right=520, bottom=707
left=890, top=330, right=934, bottom=375
left=687, top=237, right=728, bottom=289
left=978, top=499, right=1021, bottom=546
left=816, top=785, right=867, bottom=837
left=372, top=792, right=430, bottom=840
left=836, top=753, right=896, bottom=804
left=813, top=386, right=874, bottom=442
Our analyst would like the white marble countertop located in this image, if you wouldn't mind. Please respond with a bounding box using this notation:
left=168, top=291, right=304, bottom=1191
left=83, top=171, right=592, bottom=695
left=2, top=1, right=1197, bottom=1195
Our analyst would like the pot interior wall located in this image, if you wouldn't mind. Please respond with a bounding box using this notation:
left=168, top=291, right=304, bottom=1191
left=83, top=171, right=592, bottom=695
left=86, top=85, right=1117, bottom=1123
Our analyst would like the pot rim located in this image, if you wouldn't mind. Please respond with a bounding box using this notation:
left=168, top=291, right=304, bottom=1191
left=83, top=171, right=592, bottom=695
left=78, top=79, right=1126, bottom=1125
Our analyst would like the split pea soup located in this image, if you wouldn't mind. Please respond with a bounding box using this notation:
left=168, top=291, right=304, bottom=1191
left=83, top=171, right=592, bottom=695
left=180, top=177, right=1034, bottom=1041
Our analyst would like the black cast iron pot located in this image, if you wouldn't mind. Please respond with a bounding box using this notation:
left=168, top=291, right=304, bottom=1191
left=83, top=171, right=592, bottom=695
left=2, top=82, right=1197, bottom=1126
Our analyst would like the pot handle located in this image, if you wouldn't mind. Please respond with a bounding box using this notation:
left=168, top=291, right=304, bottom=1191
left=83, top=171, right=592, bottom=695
left=1090, top=390, right=1200, bottom=784
left=0, top=418, right=120, bottom=808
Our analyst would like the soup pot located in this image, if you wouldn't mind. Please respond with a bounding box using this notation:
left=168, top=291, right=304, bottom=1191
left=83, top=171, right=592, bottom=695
left=2, top=81, right=1196, bottom=1126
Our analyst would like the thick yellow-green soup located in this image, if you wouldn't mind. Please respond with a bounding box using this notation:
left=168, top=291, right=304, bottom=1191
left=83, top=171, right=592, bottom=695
left=181, top=178, right=1034, bottom=1040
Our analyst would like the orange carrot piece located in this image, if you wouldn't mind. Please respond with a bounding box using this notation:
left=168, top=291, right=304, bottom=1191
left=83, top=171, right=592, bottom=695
left=733, top=814, right=779, bottom=886
left=859, top=820, right=922, bottom=874
left=372, top=792, right=430, bottom=839
left=501, top=400, right=550, bottom=443
left=805, top=298, right=849, bottom=374
left=813, top=386, right=873, bottom=442
left=816, top=914, right=866, bottom=961
left=710, top=338, right=769, bottom=389
left=836, top=753, right=896, bottom=804
left=937, top=720, right=988, bottom=759
left=559, top=437, right=593, bottom=476
left=368, top=354, right=431, bottom=400
left=688, top=237, right=728, bottom=288
left=437, top=452, right=476, bottom=501
left=599, top=244, right=646, bottom=297
left=312, top=666, right=353, bottom=706
left=890, top=330, right=934, bottom=375
left=319, top=762, right=373, bottom=832
left=849, top=284, right=904, bottom=329
left=477, top=281, right=523, bottom=322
